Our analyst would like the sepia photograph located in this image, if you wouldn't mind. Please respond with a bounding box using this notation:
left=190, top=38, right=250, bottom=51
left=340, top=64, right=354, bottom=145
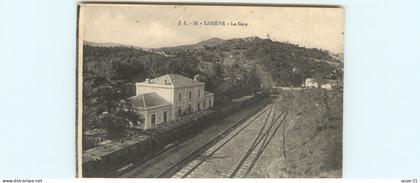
left=77, top=3, right=344, bottom=178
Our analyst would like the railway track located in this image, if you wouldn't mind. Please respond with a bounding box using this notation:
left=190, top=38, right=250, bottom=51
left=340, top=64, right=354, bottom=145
left=168, top=100, right=292, bottom=178
left=243, top=111, right=289, bottom=177
left=225, top=95, right=293, bottom=178
left=157, top=96, right=292, bottom=178
left=170, top=104, right=273, bottom=178
left=155, top=101, right=273, bottom=178
left=226, top=106, right=289, bottom=178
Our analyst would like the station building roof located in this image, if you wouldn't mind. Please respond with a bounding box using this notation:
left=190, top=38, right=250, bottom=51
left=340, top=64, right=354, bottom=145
left=128, top=92, right=171, bottom=109
left=137, top=74, right=204, bottom=88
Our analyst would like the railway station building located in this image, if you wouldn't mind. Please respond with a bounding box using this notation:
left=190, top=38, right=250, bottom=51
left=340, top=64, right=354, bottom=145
left=128, top=74, right=214, bottom=130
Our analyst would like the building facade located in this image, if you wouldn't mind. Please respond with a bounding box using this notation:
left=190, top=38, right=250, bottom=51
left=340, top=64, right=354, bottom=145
left=303, top=78, right=338, bottom=90
left=129, top=74, right=214, bottom=130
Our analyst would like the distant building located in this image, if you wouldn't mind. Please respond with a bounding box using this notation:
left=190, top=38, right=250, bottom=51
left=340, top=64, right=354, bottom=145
left=129, top=74, right=214, bottom=130
left=303, top=78, right=338, bottom=90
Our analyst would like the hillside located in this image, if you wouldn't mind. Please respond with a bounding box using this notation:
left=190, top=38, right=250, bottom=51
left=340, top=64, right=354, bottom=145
left=157, top=37, right=342, bottom=86
left=84, top=37, right=343, bottom=88
left=81, top=37, right=343, bottom=134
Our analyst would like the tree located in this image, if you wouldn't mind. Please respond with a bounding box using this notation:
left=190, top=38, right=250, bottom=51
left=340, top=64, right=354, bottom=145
left=108, top=59, right=145, bottom=82
left=97, top=112, right=125, bottom=139
left=232, top=60, right=240, bottom=70
left=115, top=99, right=143, bottom=127
left=213, top=62, right=224, bottom=77
left=166, top=56, right=200, bottom=78
left=94, top=99, right=142, bottom=139
left=331, top=68, right=344, bottom=90
left=248, top=65, right=260, bottom=90
left=83, top=72, right=141, bottom=140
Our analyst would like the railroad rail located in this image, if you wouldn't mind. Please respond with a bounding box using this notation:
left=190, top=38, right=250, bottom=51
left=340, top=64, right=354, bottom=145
left=226, top=97, right=292, bottom=178
left=154, top=100, right=273, bottom=178
left=170, top=104, right=274, bottom=178
left=164, top=97, right=292, bottom=178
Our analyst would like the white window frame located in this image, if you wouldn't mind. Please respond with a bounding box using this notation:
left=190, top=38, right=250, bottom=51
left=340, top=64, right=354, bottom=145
left=150, top=113, right=157, bottom=127
left=162, top=110, right=168, bottom=123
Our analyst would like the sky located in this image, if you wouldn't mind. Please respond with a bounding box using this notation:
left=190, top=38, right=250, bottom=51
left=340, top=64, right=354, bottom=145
left=80, top=4, right=344, bottom=53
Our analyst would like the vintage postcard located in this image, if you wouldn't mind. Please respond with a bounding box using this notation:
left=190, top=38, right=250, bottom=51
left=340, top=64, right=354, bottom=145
left=77, top=3, right=344, bottom=178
